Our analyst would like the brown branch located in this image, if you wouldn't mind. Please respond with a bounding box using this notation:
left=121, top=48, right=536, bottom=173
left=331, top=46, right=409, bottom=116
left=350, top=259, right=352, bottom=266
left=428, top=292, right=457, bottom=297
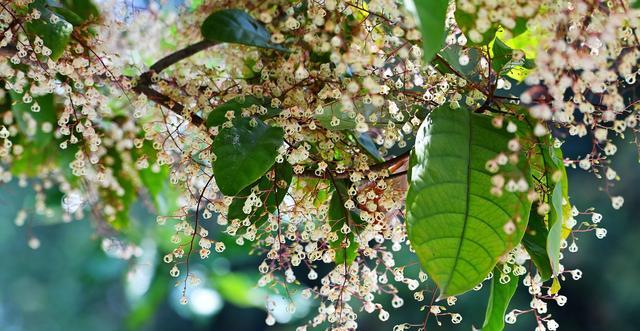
left=149, top=40, right=218, bottom=75
left=133, top=83, right=204, bottom=127
left=300, top=149, right=411, bottom=180
left=133, top=40, right=219, bottom=129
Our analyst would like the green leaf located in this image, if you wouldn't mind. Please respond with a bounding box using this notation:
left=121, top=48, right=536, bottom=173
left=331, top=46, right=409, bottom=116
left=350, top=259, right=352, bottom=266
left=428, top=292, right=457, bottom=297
left=490, top=38, right=535, bottom=81
left=529, top=135, right=566, bottom=278
left=227, top=162, right=293, bottom=233
left=328, top=181, right=359, bottom=265
left=454, top=7, right=498, bottom=45
left=406, top=106, right=532, bottom=297
left=61, top=0, right=100, bottom=22
left=413, top=0, right=449, bottom=62
left=206, top=96, right=280, bottom=127
left=10, top=91, right=56, bottom=148
left=201, top=9, right=288, bottom=52
left=314, top=102, right=357, bottom=130
left=50, top=7, right=84, bottom=26
left=547, top=176, right=564, bottom=277
left=139, top=165, right=180, bottom=216
left=25, top=3, right=73, bottom=61
left=436, top=45, right=483, bottom=83
left=355, top=133, right=384, bottom=162
left=482, top=268, right=519, bottom=331
left=522, top=209, right=553, bottom=280
left=212, top=118, right=284, bottom=196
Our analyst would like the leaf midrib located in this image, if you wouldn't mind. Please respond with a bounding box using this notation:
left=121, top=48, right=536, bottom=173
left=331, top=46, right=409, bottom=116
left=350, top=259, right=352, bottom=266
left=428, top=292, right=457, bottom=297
left=443, top=111, right=473, bottom=295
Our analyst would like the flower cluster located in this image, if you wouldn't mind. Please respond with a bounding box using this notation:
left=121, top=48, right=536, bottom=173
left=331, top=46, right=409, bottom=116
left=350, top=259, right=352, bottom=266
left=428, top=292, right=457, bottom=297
left=0, top=0, right=637, bottom=330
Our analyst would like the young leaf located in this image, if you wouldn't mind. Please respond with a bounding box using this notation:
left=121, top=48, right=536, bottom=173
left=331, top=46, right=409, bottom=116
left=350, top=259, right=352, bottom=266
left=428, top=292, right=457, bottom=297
left=529, top=135, right=567, bottom=278
left=328, top=181, right=359, bottom=266
left=201, top=9, right=288, bottom=52
left=482, top=269, right=519, bottom=331
left=522, top=209, right=553, bottom=281
left=212, top=118, right=284, bottom=196
left=491, top=38, right=535, bottom=81
left=413, top=0, right=449, bottom=62
left=547, top=178, right=564, bottom=276
left=406, top=106, right=532, bottom=297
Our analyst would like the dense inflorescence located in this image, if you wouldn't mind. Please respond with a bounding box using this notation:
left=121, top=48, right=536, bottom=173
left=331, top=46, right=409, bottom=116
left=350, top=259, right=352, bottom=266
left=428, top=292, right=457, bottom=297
left=1, top=0, right=639, bottom=330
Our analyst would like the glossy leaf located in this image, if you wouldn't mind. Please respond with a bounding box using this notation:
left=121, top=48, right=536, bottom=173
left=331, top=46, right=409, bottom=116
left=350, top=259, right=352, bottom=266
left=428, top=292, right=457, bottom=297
left=413, top=0, right=449, bottom=62
left=201, top=9, right=288, bottom=52
left=482, top=269, right=519, bottom=331
left=26, top=2, right=73, bottom=61
left=212, top=118, right=284, bottom=196
left=406, top=106, right=531, bottom=297
left=206, top=96, right=280, bottom=127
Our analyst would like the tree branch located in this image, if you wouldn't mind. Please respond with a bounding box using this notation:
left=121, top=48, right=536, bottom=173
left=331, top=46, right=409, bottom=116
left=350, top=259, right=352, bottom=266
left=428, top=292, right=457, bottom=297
left=132, top=83, right=204, bottom=127
left=133, top=40, right=219, bottom=128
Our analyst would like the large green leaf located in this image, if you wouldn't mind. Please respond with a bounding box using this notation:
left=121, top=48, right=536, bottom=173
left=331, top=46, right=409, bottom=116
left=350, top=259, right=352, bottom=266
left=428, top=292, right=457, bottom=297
left=212, top=118, right=284, bottom=196
left=201, top=9, right=288, bottom=52
left=413, top=0, right=449, bottom=62
left=26, top=1, right=73, bottom=61
left=406, top=106, right=531, bottom=297
left=482, top=268, right=519, bottom=331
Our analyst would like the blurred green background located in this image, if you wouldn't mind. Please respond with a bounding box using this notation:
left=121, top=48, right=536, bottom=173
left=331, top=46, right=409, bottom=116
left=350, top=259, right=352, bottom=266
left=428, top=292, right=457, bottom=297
left=2, top=140, right=638, bottom=331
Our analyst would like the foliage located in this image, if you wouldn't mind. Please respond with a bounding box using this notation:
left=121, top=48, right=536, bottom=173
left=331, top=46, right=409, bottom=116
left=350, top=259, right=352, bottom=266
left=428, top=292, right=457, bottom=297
left=1, top=1, right=639, bottom=331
